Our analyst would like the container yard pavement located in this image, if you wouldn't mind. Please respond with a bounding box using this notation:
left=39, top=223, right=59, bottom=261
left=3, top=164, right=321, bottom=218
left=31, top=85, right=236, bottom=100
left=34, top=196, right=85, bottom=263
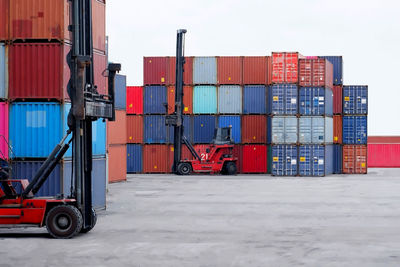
left=1, top=169, right=400, bottom=266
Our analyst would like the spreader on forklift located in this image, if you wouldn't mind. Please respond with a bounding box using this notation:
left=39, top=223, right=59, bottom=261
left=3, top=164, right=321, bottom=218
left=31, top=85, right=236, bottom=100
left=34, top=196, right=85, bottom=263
left=0, top=0, right=121, bottom=238
left=166, top=30, right=237, bottom=175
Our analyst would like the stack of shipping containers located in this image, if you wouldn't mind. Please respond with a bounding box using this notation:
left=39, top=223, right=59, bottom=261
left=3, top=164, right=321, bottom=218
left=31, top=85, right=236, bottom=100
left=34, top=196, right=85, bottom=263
left=0, top=0, right=109, bottom=209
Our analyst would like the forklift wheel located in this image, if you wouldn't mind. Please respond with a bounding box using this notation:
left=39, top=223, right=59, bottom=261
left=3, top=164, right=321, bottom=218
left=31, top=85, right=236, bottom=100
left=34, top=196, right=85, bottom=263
left=177, top=162, right=192, bottom=175
left=46, top=205, right=83, bottom=239
left=224, top=162, right=237, bottom=175
left=81, top=208, right=97, bottom=233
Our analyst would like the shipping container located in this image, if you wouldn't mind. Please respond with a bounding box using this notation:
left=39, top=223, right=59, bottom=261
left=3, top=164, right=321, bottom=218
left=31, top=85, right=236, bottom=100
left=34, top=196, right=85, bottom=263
left=320, top=56, right=343, bottom=85
left=218, top=85, right=242, bottom=114
left=218, top=115, right=241, bottom=144
left=241, top=115, right=267, bottom=144
left=106, top=110, right=127, bottom=145
left=193, top=86, right=217, bottom=114
left=343, top=85, right=368, bottom=114
left=270, top=145, right=297, bottom=176
left=126, top=115, right=143, bottom=144
left=143, top=145, right=169, bottom=173
left=343, top=145, right=367, bottom=174
left=193, top=115, right=216, bottom=143
left=167, top=56, right=193, bottom=85
left=333, top=144, right=342, bottom=174
left=232, top=145, right=242, bottom=173
left=108, top=144, right=127, bottom=182
left=268, top=116, right=298, bottom=144
left=143, top=57, right=168, bottom=85
left=242, top=145, right=267, bottom=173
left=333, top=115, right=342, bottom=144
left=143, top=86, right=167, bottom=114
left=193, top=57, right=217, bottom=84
left=298, top=145, right=334, bottom=176
left=343, top=115, right=367, bottom=144
left=332, top=85, right=343, bottom=114
left=368, top=137, right=400, bottom=168
left=299, top=59, right=333, bottom=89
left=144, top=115, right=167, bottom=143
left=0, top=102, right=8, bottom=159
left=299, top=87, right=333, bottom=116
left=91, top=0, right=106, bottom=52
left=168, top=86, right=193, bottom=114
left=368, top=136, right=400, bottom=143
left=271, top=52, right=302, bottom=84
left=217, top=56, right=242, bottom=85
left=243, top=56, right=268, bottom=85
left=298, top=116, right=333, bottom=144
left=127, top=144, right=143, bottom=173
left=243, top=85, right=267, bottom=114
left=0, top=0, right=8, bottom=40
left=115, top=74, right=127, bottom=110
left=126, top=86, right=143, bottom=114
left=167, top=115, right=192, bottom=143
left=268, top=84, right=298, bottom=115
left=93, top=50, right=107, bottom=95
left=0, top=43, right=6, bottom=99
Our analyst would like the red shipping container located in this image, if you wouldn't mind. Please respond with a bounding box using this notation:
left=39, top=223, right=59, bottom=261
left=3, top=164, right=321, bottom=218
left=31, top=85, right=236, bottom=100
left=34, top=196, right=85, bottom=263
left=332, top=85, right=343, bottom=114
left=243, top=56, right=268, bottom=85
left=299, top=59, right=333, bottom=89
left=126, top=86, right=143, bottom=114
left=107, top=110, right=127, bottom=145
left=143, top=145, right=169, bottom=173
left=167, top=56, right=193, bottom=85
left=143, top=57, right=168, bottom=85
left=271, top=52, right=302, bottom=84
left=343, top=145, right=368, bottom=174
left=108, top=144, right=127, bottom=183
left=368, top=136, right=400, bottom=168
left=232, top=145, right=242, bottom=173
left=217, top=56, right=242, bottom=85
left=0, top=0, right=9, bottom=40
left=126, top=115, right=143, bottom=144
left=333, top=115, right=342, bottom=144
left=167, top=86, right=193, bottom=114
left=242, top=115, right=267, bottom=143
left=242, top=145, right=267, bottom=173
left=93, top=50, right=107, bottom=95
left=91, top=0, right=106, bottom=52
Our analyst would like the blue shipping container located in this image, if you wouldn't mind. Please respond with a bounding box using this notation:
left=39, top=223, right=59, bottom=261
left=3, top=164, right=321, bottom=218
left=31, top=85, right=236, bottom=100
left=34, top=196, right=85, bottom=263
left=193, top=57, right=217, bottom=84
left=268, top=84, right=298, bottom=115
left=271, top=145, right=298, bottom=176
left=267, top=116, right=298, bottom=144
left=168, top=115, right=192, bottom=143
left=343, top=85, right=368, bottom=114
left=127, top=144, right=143, bottom=173
left=218, top=115, right=241, bottom=143
left=298, top=145, right=334, bottom=176
left=193, top=115, right=216, bottom=143
left=115, top=74, right=127, bottom=110
left=0, top=43, right=6, bottom=99
left=320, top=56, right=343, bottom=85
left=299, top=117, right=333, bottom=144
left=10, top=102, right=62, bottom=158
left=144, top=115, right=167, bottom=143
left=144, top=86, right=167, bottom=114
left=333, top=144, right=342, bottom=174
left=342, top=115, right=367, bottom=144
left=299, top=87, right=333, bottom=116
left=193, top=86, right=217, bottom=114
left=243, top=85, right=267, bottom=114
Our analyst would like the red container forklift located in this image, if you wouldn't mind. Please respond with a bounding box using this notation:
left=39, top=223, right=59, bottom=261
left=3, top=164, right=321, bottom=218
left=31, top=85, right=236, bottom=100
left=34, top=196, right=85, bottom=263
left=0, top=0, right=121, bottom=238
left=166, top=30, right=238, bottom=175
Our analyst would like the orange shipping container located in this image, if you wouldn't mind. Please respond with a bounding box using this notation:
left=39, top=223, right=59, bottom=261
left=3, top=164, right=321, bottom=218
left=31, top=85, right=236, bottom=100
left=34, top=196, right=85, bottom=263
left=0, top=0, right=9, bottom=40
left=217, top=56, right=243, bottom=85
left=242, top=115, right=267, bottom=143
left=343, top=145, right=368, bottom=174
left=167, top=86, right=193, bottom=114
left=91, top=0, right=106, bottom=52
left=108, top=144, right=127, bottom=183
left=333, top=115, right=342, bottom=144
left=107, top=110, right=127, bottom=145
left=243, top=56, right=268, bottom=85
left=167, top=56, right=193, bottom=85
left=126, top=115, right=143, bottom=143
left=143, top=145, right=169, bottom=173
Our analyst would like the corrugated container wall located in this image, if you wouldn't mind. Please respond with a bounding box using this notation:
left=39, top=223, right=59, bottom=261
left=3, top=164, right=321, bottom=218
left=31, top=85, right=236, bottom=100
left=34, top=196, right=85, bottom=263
left=0, top=0, right=8, bottom=40
left=193, top=115, right=216, bottom=143
left=343, top=145, right=367, bottom=174
left=299, top=87, right=333, bottom=116
left=243, top=56, right=268, bottom=85
left=218, top=116, right=241, bottom=144
left=193, top=86, right=217, bottom=114
left=343, top=115, right=367, bottom=144
left=143, top=145, right=169, bottom=173
left=167, top=56, right=193, bottom=85
left=126, top=115, right=143, bottom=143
left=332, top=85, right=343, bottom=114
left=218, top=85, right=242, bottom=114
left=167, top=115, right=192, bottom=143
left=343, top=86, right=368, bottom=114
left=167, top=86, right=193, bottom=114
left=217, top=57, right=242, bottom=85
left=242, top=145, right=267, bottom=173
left=91, top=0, right=106, bottom=52
left=243, top=85, right=267, bottom=114
left=193, top=57, right=217, bottom=84
left=333, top=115, right=343, bottom=144
left=144, top=115, right=167, bottom=143
left=143, top=57, right=168, bottom=85
left=0, top=43, right=6, bottom=99
left=144, top=86, right=167, bottom=114
left=271, top=52, right=301, bottom=83
left=127, top=144, right=143, bottom=173
left=298, top=117, right=333, bottom=144
left=242, top=115, right=266, bottom=144
left=298, top=145, right=334, bottom=176
left=115, top=74, right=127, bottom=110
left=320, top=56, right=343, bottom=85
left=298, top=59, right=333, bottom=89
left=268, top=84, right=298, bottom=115
left=268, top=116, right=298, bottom=144
left=0, top=102, right=8, bottom=159
left=126, top=86, right=143, bottom=114
left=107, top=110, right=127, bottom=145
left=333, top=144, right=342, bottom=173
left=270, top=145, right=297, bottom=176
left=368, top=143, right=400, bottom=168
left=93, top=51, right=107, bottom=95
left=108, top=144, right=127, bottom=182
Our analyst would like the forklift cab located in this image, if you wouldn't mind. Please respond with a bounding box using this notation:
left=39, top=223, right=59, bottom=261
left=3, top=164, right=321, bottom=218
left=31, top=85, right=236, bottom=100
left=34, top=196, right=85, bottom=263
left=212, top=127, right=234, bottom=145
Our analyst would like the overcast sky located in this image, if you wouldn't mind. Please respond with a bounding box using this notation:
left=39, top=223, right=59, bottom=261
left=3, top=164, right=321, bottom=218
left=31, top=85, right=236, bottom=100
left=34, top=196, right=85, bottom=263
left=106, top=0, right=400, bottom=135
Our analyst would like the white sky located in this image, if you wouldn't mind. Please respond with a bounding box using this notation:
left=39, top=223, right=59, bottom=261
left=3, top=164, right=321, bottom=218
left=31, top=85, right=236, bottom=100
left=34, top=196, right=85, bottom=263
left=106, top=0, right=400, bottom=135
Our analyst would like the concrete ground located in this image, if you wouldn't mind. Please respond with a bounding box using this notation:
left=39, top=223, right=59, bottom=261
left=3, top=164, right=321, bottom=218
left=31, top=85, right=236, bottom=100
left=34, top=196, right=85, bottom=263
left=1, top=169, right=400, bottom=267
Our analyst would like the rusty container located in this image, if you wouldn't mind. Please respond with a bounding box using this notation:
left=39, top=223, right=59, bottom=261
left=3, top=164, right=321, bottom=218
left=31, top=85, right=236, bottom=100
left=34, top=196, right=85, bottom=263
left=343, top=145, right=368, bottom=174
left=143, top=57, right=168, bottom=85
left=108, top=144, right=127, bottom=183
left=299, top=58, right=333, bottom=89
left=107, top=110, right=127, bottom=145
left=243, top=56, right=268, bottom=85
left=217, top=56, right=242, bottom=85
left=333, top=115, right=342, bottom=144
left=167, top=56, right=193, bottom=85
left=126, top=115, right=143, bottom=144
left=241, top=115, right=267, bottom=143
left=143, top=145, right=169, bottom=173
left=332, top=85, right=343, bottom=114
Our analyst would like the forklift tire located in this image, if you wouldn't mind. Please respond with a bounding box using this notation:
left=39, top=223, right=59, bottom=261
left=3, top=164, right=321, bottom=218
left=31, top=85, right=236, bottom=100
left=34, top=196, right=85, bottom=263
left=46, top=205, right=83, bottom=239
left=225, top=162, right=237, bottom=175
left=177, top=162, right=192, bottom=175
left=81, top=208, right=97, bottom=233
